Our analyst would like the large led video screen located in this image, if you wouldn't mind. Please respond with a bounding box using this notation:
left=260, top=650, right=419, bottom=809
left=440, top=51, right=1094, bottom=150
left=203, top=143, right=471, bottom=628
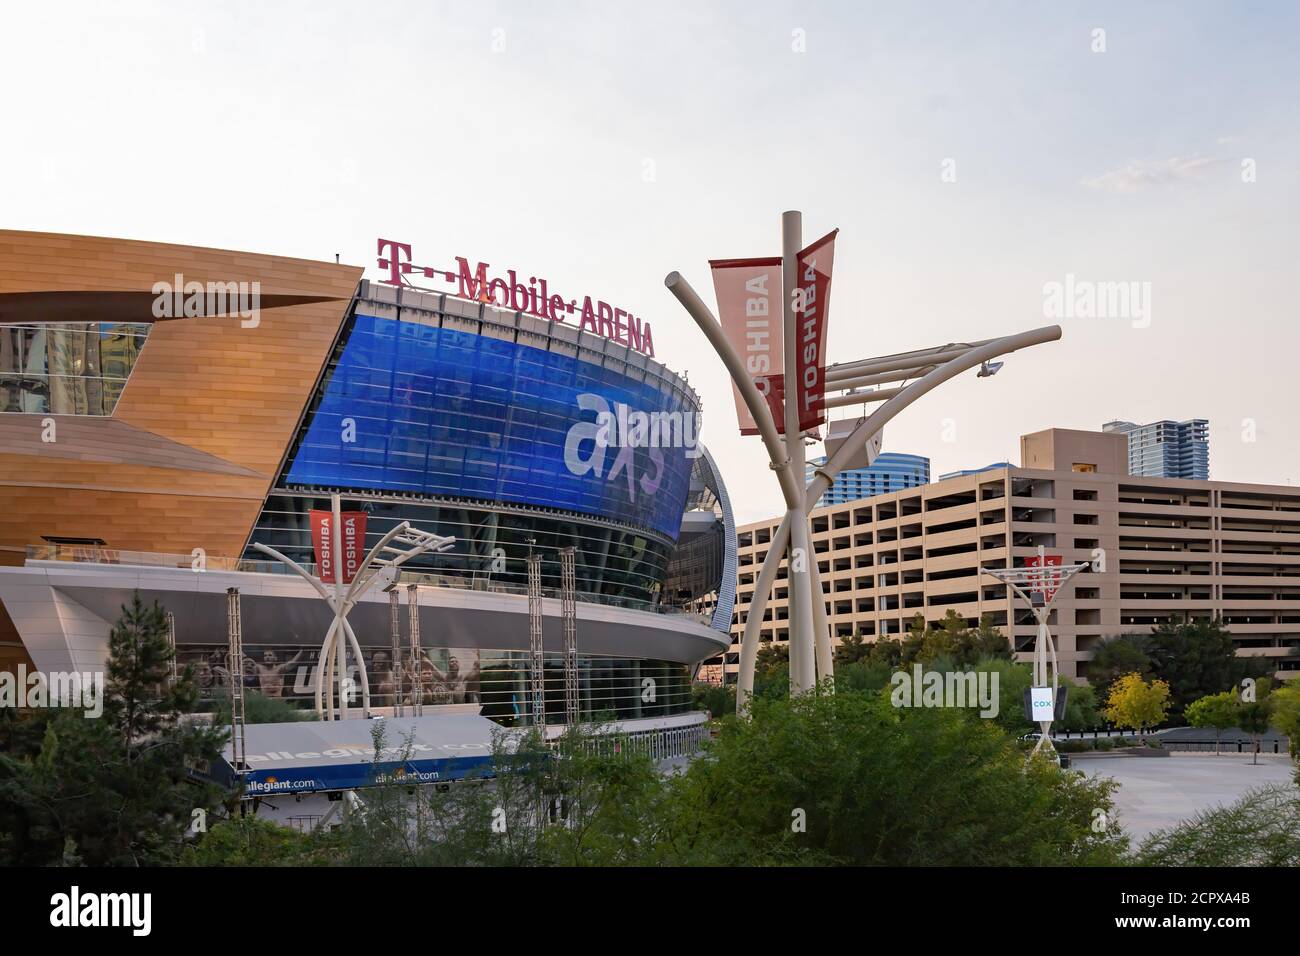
left=286, top=315, right=696, bottom=539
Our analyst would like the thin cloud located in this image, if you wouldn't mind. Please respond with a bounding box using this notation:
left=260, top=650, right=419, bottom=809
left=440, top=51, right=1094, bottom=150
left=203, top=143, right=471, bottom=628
left=1082, top=156, right=1225, bottom=193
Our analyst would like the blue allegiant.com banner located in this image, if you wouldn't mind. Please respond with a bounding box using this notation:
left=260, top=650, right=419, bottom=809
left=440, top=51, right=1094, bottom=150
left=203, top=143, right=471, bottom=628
left=286, top=315, right=697, bottom=540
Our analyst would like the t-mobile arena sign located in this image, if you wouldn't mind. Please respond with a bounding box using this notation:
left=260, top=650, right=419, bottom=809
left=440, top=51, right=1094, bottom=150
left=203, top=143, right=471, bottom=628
left=377, top=239, right=656, bottom=358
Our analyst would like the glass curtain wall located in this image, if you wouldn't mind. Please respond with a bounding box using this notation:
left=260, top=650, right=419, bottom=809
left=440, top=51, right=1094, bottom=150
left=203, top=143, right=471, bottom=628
left=0, top=323, right=150, bottom=414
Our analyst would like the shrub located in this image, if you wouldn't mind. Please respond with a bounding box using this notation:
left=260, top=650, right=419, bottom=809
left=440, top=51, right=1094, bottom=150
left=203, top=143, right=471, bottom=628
left=1137, top=784, right=1300, bottom=866
left=320, top=688, right=1130, bottom=866
left=211, top=690, right=313, bottom=725
left=180, top=815, right=336, bottom=866
left=691, top=682, right=735, bottom=719
left=665, top=689, right=1129, bottom=866
left=1056, top=739, right=1094, bottom=753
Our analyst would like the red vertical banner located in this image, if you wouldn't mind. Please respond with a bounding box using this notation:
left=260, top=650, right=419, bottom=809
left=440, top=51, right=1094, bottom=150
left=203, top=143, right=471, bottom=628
left=1025, top=553, right=1064, bottom=602
left=311, top=509, right=368, bottom=584
left=310, top=510, right=334, bottom=583
left=340, top=512, right=368, bottom=584
left=709, top=257, right=785, bottom=435
left=793, top=229, right=838, bottom=433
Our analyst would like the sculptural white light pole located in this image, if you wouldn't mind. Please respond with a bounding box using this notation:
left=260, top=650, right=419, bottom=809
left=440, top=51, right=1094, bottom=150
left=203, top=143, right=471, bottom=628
left=981, top=548, right=1090, bottom=758
left=666, top=210, right=1064, bottom=711
left=253, top=494, right=456, bottom=720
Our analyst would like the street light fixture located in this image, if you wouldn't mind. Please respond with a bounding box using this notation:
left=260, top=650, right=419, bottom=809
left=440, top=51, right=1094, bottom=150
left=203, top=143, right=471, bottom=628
left=665, top=210, right=1064, bottom=712
left=980, top=546, right=1090, bottom=760
left=253, top=493, right=456, bottom=720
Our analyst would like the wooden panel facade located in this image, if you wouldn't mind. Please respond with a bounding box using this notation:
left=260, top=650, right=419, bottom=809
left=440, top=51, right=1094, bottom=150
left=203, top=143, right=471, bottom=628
left=0, top=230, right=363, bottom=563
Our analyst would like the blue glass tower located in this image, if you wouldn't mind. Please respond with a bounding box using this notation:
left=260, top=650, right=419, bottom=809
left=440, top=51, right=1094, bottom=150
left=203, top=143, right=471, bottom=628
left=1102, top=419, right=1209, bottom=480
left=805, top=452, right=930, bottom=506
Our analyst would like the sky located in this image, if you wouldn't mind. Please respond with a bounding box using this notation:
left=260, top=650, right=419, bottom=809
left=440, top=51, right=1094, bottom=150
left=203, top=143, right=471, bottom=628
left=3, top=0, right=1298, bottom=524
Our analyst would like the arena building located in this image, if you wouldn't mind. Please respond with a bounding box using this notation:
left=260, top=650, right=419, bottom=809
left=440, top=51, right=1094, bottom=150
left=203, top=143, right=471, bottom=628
left=0, top=230, right=734, bottom=733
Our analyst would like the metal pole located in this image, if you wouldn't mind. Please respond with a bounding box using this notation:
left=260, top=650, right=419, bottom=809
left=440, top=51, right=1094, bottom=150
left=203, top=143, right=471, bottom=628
left=527, top=548, right=545, bottom=727
left=407, top=584, right=422, bottom=717
left=737, top=512, right=792, bottom=714
left=226, top=587, right=246, bottom=772
left=805, top=327, right=1063, bottom=510
left=809, top=552, right=834, bottom=686
left=561, top=546, right=579, bottom=726
left=979, top=560, right=1083, bottom=759
left=331, top=494, right=347, bottom=720
left=389, top=588, right=403, bottom=717
left=251, top=527, right=454, bottom=719
left=781, top=210, right=816, bottom=696
left=786, top=510, right=803, bottom=691
left=165, top=610, right=178, bottom=688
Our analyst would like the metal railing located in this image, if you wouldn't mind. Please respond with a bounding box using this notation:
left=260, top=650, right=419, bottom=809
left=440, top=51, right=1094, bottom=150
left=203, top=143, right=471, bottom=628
left=577, top=722, right=710, bottom=762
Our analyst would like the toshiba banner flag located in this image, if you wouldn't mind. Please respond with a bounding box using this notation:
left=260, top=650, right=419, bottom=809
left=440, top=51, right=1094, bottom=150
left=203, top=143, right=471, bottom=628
left=310, top=509, right=369, bottom=584
left=1025, top=552, right=1064, bottom=603
left=794, top=229, right=838, bottom=433
left=709, top=257, right=785, bottom=436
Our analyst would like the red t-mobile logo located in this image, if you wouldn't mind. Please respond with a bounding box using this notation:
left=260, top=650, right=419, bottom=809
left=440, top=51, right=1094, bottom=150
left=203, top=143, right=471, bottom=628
left=377, top=238, right=412, bottom=285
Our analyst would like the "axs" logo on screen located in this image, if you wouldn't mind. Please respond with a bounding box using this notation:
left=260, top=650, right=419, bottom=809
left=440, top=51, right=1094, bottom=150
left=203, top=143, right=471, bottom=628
left=563, top=394, right=698, bottom=502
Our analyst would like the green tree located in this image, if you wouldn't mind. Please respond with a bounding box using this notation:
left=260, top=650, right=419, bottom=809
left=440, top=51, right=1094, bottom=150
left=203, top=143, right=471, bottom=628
left=755, top=642, right=789, bottom=679
left=180, top=815, right=332, bottom=866
left=970, top=614, right=1012, bottom=661
left=900, top=613, right=928, bottom=665
left=866, top=634, right=902, bottom=668
left=309, top=687, right=1130, bottom=867
left=663, top=688, right=1128, bottom=865
left=833, top=632, right=870, bottom=666
left=1057, top=676, right=1101, bottom=732
left=1185, top=691, right=1241, bottom=754
left=1103, top=672, right=1171, bottom=742
left=1268, top=681, right=1300, bottom=765
left=0, top=592, right=226, bottom=865
left=832, top=659, right=894, bottom=694
left=1237, top=699, right=1272, bottom=767
left=212, top=690, right=312, bottom=725
left=974, top=657, right=1034, bottom=736
left=753, top=643, right=790, bottom=701
left=1146, top=618, right=1266, bottom=721
left=691, top=681, right=735, bottom=719
left=903, top=610, right=990, bottom=668
left=918, top=627, right=957, bottom=665
left=332, top=721, right=668, bottom=867
left=1087, top=634, right=1152, bottom=707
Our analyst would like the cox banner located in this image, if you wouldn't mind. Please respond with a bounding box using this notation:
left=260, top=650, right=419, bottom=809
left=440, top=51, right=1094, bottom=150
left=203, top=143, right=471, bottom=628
left=710, top=256, right=785, bottom=436
left=311, top=509, right=368, bottom=584
left=793, top=229, right=838, bottom=433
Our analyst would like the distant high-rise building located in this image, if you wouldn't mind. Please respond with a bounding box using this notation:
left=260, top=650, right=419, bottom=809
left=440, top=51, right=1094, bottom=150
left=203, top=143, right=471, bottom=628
left=1102, top=418, right=1209, bottom=480
left=806, top=452, right=930, bottom=506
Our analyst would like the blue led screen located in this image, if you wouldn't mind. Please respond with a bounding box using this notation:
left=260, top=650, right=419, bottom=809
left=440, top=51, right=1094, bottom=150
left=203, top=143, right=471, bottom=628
left=285, top=315, right=696, bottom=540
